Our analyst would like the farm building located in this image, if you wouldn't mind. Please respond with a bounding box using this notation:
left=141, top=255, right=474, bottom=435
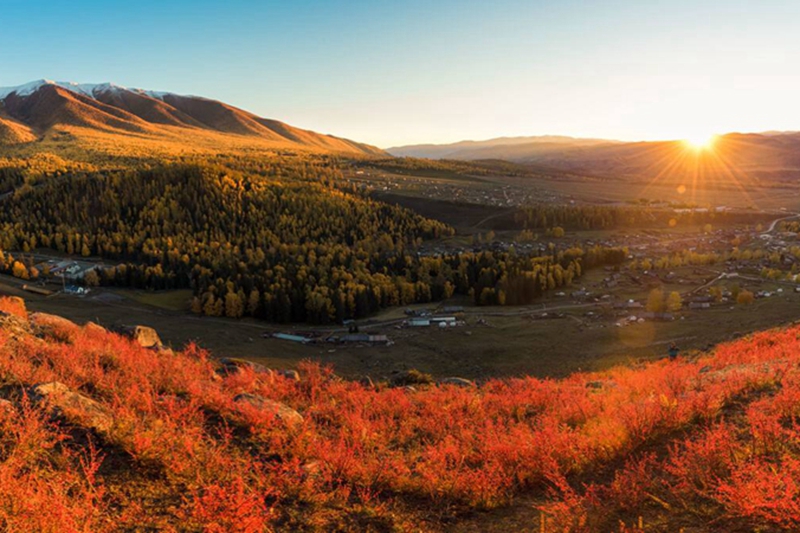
left=64, top=285, right=90, bottom=295
left=273, top=333, right=312, bottom=344
left=431, top=317, right=457, bottom=327
left=339, top=334, right=390, bottom=345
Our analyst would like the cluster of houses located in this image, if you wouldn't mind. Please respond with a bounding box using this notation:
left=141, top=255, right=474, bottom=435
left=403, top=306, right=465, bottom=328
left=270, top=332, right=393, bottom=346
left=43, top=260, right=99, bottom=281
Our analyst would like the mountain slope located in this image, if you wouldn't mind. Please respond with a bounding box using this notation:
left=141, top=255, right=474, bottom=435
left=0, top=80, right=383, bottom=156
left=2, top=295, right=800, bottom=531
left=388, top=135, right=614, bottom=159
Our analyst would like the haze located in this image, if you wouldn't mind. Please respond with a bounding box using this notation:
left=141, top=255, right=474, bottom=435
left=3, top=0, right=800, bottom=146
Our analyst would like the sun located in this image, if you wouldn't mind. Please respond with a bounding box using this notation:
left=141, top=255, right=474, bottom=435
left=684, top=132, right=717, bottom=150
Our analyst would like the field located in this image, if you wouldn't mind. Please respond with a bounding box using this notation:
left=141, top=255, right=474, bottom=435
left=4, top=256, right=799, bottom=385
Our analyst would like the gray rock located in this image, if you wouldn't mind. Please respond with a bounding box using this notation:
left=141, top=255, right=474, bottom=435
left=233, top=393, right=303, bottom=425
left=31, top=382, right=113, bottom=434
left=29, top=313, right=80, bottom=340
left=279, top=369, right=300, bottom=382
left=218, top=358, right=272, bottom=376
left=439, top=377, right=476, bottom=387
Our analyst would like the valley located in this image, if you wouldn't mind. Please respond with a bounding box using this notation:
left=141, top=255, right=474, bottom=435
left=3, top=77, right=800, bottom=532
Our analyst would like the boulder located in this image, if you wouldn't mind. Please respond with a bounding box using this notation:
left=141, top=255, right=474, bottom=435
left=390, top=369, right=434, bottom=387
left=439, top=377, right=476, bottom=388
left=84, top=322, right=107, bottom=335
left=233, top=393, right=303, bottom=425
left=0, top=311, right=30, bottom=338
left=31, top=382, right=114, bottom=434
left=301, top=461, right=322, bottom=479
left=0, top=296, right=26, bottom=317
left=279, top=369, right=300, bottom=382
left=0, top=399, right=14, bottom=414
left=29, top=313, right=80, bottom=341
left=218, top=358, right=272, bottom=376
left=121, top=325, right=163, bottom=349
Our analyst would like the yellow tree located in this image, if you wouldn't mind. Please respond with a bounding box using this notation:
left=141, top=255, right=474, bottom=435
left=646, top=288, right=665, bottom=313
left=666, top=291, right=682, bottom=312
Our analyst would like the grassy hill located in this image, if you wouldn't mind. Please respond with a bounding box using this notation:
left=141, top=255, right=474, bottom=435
left=1, top=295, right=799, bottom=531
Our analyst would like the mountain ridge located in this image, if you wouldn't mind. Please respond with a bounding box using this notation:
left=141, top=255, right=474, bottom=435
left=0, top=79, right=383, bottom=156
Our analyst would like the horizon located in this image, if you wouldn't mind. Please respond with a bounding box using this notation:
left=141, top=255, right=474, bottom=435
left=3, top=0, right=800, bottom=147
left=0, top=77, right=792, bottom=149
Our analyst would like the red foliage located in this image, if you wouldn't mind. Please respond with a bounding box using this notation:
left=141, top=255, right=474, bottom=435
left=2, top=296, right=800, bottom=529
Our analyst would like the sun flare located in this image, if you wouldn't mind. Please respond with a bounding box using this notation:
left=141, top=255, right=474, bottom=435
left=684, top=132, right=717, bottom=150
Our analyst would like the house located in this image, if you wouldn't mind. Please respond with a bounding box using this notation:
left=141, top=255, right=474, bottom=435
left=340, top=334, right=390, bottom=345
left=431, top=317, right=457, bottom=327
left=273, top=333, right=312, bottom=344
left=408, top=318, right=431, bottom=327
left=64, top=285, right=89, bottom=295
left=689, top=302, right=711, bottom=310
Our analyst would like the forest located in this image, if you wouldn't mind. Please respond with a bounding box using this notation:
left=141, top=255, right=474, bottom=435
left=0, top=155, right=629, bottom=323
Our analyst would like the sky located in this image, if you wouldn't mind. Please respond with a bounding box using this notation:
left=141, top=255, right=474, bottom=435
left=2, top=0, right=800, bottom=147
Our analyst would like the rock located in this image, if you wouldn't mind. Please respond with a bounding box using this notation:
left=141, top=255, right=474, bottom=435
left=31, top=382, right=113, bottom=434
left=0, top=311, right=30, bottom=338
left=218, top=358, right=272, bottom=376
left=699, top=366, right=713, bottom=374
left=121, top=325, right=163, bottom=349
left=390, top=369, right=434, bottom=387
left=279, top=369, right=300, bottom=382
left=29, top=313, right=80, bottom=341
left=84, top=322, right=107, bottom=335
left=233, top=393, right=303, bottom=425
left=0, top=296, right=26, bottom=316
left=301, top=461, right=322, bottom=478
left=0, top=399, right=14, bottom=413
left=439, top=377, right=476, bottom=387
left=359, top=376, right=375, bottom=388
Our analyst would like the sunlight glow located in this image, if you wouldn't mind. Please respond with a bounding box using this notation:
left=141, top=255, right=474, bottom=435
left=683, top=133, right=717, bottom=151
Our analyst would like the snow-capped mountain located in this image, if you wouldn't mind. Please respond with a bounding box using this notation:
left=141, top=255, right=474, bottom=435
left=0, top=79, right=382, bottom=155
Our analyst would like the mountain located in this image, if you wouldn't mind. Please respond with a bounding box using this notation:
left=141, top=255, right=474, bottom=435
left=387, top=135, right=614, bottom=159
left=390, top=132, right=800, bottom=184
left=0, top=79, right=382, bottom=156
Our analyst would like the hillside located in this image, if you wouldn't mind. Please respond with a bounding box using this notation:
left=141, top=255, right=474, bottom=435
left=0, top=80, right=383, bottom=157
left=387, top=135, right=614, bottom=160
left=390, top=132, right=800, bottom=185
left=1, top=295, right=800, bottom=531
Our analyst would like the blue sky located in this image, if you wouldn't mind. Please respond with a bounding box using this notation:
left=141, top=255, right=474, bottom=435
left=2, top=0, right=800, bottom=146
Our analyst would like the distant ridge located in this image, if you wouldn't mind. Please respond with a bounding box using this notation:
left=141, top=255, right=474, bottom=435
left=0, top=79, right=383, bottom=156
left=389, top=132, right=800, bottom=183
left=387, top=135, right=616, bottom=159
